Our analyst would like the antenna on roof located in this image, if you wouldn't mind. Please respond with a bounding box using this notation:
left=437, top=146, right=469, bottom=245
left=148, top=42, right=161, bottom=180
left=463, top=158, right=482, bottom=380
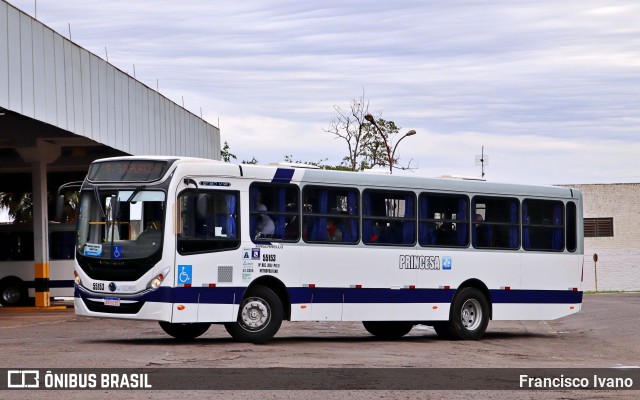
left=475, top=146, right=489, bottom=178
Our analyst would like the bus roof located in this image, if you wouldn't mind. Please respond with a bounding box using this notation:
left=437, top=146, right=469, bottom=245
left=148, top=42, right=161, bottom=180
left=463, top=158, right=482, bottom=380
left=90, top=156, right=579, bottom=199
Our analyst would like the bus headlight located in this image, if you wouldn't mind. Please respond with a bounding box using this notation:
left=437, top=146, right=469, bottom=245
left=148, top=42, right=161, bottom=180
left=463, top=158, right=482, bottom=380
left=74, top=271, right=82, bottom=286
left=147, top=267, right=170, bottom=289
left=151, top=275, right=163, bottom=288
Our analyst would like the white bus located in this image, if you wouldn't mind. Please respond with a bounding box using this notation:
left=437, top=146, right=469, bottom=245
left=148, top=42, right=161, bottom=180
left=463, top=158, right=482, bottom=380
left=73, top=156, right=584, bottom=343
left=0, top=224, right=77, bottom=306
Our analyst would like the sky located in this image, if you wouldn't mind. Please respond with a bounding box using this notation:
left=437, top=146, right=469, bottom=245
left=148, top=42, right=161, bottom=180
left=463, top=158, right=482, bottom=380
left=7, top=0, right=640, bottom=185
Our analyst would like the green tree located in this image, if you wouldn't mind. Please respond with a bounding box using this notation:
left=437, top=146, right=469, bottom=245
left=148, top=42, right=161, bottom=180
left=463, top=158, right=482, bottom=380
left=241, top=156, right=259, bottom=165
left=220, top=141, right=237, bottom=162
left=360, top=117, right=403, bottom=170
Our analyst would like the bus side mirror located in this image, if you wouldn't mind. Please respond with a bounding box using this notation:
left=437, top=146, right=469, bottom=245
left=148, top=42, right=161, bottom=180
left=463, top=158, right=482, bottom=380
left=111, top=195, right=121, bottom=222
left=55, top=195, right=65, bottom=223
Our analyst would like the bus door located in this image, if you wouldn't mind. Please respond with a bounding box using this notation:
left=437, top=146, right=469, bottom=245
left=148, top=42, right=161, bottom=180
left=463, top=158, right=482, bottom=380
left=174, top=185, right=241, bottom=323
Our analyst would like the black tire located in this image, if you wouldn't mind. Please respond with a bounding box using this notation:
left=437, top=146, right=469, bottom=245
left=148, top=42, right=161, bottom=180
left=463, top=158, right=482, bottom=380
left=362, top=321, right=414, bottom=339
left=445, top=287, right=490, bottom=340
left=224, top=285, right=283, bottom=344
left=432, top=322, right=455, bottom=340
left=0, top=278, right=27, bottom=307
left=158, top=321, right=211, bottom=340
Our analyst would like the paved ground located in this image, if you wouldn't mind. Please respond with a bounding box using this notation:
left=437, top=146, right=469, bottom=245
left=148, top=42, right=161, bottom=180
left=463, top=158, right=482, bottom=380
left=1, top=293, right=639, bottom=399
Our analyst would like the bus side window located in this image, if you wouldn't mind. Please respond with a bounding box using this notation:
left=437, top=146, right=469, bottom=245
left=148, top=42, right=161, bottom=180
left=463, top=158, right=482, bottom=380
left=566, top=202, right=577, bottom=252
left=50, top=231, right=76, bottom=260
left=523, top=199, right=565, bottom=252
left=473, top=197, right=519, bottom=250
left=0, top=232, right=8, bottom=260
left=9, top=232, right=34, bottom=260
left=302, top=186, right=359, bottom=244
left=250, top=183, right=299, bottom=242
left=177, top=190, right=240, bottom=254
left=419, top=193, right=469, bottom=247
left=363, top=190, right=415, bottom=246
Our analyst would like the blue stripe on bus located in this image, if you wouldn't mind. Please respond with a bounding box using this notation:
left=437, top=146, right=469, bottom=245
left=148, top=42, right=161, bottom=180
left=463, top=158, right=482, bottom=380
left=289, top=288, right=456, bottom=304
left=75, top=286, right=582, bottom=305
left=272, top=168, right=295, bottom=184
left=489, top=289, right=582, bottom=304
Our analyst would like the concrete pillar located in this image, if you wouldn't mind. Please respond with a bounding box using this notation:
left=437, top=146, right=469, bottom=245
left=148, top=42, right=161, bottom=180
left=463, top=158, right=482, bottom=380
left=17, top=140, right=60, bottom=307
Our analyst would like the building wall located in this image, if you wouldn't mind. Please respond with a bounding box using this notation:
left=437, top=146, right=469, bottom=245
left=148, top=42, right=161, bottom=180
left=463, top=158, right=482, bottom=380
left=0, top=0, right=220, bottom=159
left=568, top=184, right=640, bottom=291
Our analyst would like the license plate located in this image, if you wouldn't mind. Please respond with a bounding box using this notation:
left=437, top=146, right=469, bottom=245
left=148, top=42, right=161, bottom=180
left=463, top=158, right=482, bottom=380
left=104, top=298, right=120, bottom=307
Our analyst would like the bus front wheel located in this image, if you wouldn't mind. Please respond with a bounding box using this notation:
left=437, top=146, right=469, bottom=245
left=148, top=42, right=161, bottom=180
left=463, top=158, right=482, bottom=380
left=362, top=321, right=414, bottom=339
left=438, top=287, right=489, bottom=340
left=224, top=285, right=283, bottom=344
left=158, top=321, right=211, bottom=340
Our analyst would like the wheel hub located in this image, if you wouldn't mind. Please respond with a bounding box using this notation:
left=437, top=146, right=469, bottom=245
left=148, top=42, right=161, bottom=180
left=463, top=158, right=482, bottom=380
left=2, top=287, right=20, bottom=305
left=240, top=298, right=270, bottom=331
left=461, top=299, right=482, bottom=330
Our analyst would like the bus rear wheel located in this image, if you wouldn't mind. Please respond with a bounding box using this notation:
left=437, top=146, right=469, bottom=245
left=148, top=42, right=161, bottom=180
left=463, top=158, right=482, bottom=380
left=362, top=321, right=414, bottom=339
left=224, top=285, right=283, bottom=344
left=158, top=321, right=211, bottom=340
left=0, top=278, right=27, bottom=307
left=437, top=287, right=489, bottom=340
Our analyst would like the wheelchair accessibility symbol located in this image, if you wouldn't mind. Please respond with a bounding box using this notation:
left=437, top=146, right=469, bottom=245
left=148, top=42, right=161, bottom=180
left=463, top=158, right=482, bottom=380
left=112, top=246, right=122, bottom=259
left=178, top=265, right=192, bottom=285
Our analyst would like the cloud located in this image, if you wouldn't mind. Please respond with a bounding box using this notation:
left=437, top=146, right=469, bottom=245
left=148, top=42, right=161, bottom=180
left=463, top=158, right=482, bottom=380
left=9, top=0, right=640, bottom=185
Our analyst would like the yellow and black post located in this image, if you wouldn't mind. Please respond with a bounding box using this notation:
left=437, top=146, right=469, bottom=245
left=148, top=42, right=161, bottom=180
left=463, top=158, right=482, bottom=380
left=32, top=157, right=51, bottom=307
left=34, top=262, right=50, bottom=307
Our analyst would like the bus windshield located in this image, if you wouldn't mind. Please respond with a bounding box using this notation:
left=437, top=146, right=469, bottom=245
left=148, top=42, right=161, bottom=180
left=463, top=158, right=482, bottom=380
left=77, top=189, right=166, bottom=260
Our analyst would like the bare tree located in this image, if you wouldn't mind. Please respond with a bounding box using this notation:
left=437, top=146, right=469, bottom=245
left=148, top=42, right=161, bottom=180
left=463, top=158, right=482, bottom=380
left=325, top=91, right=412, bottom=172
left=323, top=90, right=374, bottom=171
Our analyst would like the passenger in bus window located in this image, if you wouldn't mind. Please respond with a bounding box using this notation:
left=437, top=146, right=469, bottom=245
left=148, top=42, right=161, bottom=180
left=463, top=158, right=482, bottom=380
left=474, top=214, right=492, bottom=247
left=437, top=222, right=456, bottom=245
left=256, top=203, right=275, bottom=238
left=336, top=217, right=351, bottom=242
left=369, top=223, right=381, bottom=243
left=326, top=219, right=343, bottom=242
left=284, top=214, right=299, bottom=240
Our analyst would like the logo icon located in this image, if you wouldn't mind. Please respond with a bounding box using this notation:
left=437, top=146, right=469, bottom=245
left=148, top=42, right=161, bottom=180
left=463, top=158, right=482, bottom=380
left=109, top=282, right=117, bottom=292
left=178, top=265, right=192, bottom=285
left=251, top=248, right=260, bottom=260
left=7, top=370, right=40, bottom=388
left=442, top=256, right=452, bottom=270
